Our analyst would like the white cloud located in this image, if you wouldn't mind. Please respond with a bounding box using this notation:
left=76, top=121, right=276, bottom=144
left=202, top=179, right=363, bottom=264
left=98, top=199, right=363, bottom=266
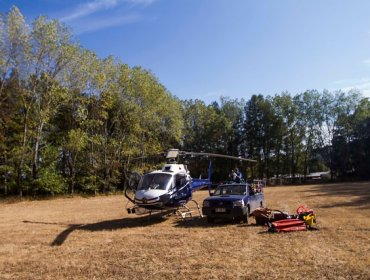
left=329, top=78, right=370, bottom=98
left=73, top=13, right=141, bottom=34
left=60, top=0, right=119, bottom=22
left=125, top=0, right=155, bottom=5
left=58, top=0, right=156, bottom=34
left=331, top=78, right=370, bottom=85
left=363, top=58, right=370, bottom=65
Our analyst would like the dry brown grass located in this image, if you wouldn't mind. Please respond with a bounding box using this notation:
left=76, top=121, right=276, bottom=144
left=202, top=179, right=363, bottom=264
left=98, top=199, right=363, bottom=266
left=0, top=182, right=369, bottom=280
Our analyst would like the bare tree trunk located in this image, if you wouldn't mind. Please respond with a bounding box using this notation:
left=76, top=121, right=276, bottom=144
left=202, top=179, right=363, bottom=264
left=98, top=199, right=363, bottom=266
left=32, top=122, right=44, bottom=180
left=67, top=154, right=75, bottom=195
left=291, top=137, right=295, bottom=180
left=17, top=107, right=30, bottom=198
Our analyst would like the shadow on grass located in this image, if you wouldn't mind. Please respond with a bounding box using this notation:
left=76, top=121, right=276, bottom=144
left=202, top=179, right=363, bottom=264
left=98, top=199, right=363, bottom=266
left=24, top=214, right=166, bottom=247
left=301, top=181, right=370, bottom=209
left=173, top=217, right=259, bottom=228
left=173, top=217, right=216, bottom=228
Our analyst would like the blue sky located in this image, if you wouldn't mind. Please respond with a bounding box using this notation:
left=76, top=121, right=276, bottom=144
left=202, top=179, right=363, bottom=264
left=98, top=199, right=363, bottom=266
left=1, top=0, right=370, bottom=103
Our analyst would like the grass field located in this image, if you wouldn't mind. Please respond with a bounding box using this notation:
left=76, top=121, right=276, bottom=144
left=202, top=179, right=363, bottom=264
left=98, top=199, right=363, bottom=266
left=0, top=182, right=369, bottom=280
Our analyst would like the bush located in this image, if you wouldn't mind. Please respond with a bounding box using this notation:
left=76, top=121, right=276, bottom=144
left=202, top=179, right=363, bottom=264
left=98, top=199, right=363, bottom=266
left=33, top=168, right=66, bottom=195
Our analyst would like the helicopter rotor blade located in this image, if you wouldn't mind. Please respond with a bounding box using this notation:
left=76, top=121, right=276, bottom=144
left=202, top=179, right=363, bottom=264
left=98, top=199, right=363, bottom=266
left=179, top=151, right=257, bottom=163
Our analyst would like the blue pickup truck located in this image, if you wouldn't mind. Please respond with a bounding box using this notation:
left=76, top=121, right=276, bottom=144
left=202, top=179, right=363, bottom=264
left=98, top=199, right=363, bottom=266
left=202, top=180, right=265, bottom=223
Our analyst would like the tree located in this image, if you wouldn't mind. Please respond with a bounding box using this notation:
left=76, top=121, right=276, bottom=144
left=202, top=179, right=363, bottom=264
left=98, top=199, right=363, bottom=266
left=50, top=47, right=95, bottom=194
left=351, top=98, right=370, bottom=178
left=243, top=95, right=283, bottom=179
left=218, top=97, right=245, bottom=156
left=182, top=99, right=232, bottom=153
left=0, top=6, right=31, bottom=197
left=295, top=90, right=323, bottom=179
left=318, top=90, right=362, bottom=179
left=28, top=16, right=73, bottom=181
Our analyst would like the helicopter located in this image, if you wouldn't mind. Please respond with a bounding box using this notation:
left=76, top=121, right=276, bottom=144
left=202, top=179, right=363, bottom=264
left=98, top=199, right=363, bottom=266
left=124, top=149, right=256, bottom=219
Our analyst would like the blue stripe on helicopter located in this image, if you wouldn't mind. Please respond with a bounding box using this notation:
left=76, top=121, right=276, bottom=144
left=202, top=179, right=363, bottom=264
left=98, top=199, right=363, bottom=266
left=191, top=178, right=212, bottom=190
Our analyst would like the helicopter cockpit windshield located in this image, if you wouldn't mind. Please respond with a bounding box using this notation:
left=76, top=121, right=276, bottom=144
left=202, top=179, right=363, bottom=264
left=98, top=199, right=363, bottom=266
left=137, top=173, right=172, bottom=191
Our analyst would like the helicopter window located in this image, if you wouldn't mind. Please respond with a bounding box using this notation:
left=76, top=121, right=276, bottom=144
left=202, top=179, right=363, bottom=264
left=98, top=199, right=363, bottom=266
left=137, top=173, right=172, bottom=191
left=213, top=185, right=246, bottom=196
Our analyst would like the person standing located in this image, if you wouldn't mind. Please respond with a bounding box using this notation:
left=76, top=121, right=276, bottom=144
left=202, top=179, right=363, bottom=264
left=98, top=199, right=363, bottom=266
left=235, top=168, right=242, bottom=181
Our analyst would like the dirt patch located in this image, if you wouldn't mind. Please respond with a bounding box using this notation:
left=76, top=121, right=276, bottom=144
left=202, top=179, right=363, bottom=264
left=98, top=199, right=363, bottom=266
left=0, top=182, right=369, bottom=279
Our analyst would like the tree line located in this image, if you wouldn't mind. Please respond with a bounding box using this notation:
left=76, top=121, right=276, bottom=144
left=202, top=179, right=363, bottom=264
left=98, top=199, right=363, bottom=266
left=0, top=7, right=369, bottom=197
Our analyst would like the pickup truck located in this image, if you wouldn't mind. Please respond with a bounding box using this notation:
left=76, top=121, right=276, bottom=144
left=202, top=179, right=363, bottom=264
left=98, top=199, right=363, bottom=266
left=202, top=180, right=265, bottom=223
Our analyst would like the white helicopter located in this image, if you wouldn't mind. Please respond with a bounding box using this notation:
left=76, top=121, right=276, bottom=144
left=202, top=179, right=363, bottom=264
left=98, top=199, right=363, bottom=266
left=124, top=149, right=256, bottom=219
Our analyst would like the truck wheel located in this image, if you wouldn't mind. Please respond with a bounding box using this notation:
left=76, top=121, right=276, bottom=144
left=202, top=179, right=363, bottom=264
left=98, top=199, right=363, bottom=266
left=207, top=216, right=214, bottom=223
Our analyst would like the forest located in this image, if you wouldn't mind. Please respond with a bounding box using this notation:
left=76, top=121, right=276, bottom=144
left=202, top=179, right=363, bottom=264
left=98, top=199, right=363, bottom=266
left=0, top=7, right=369, bottom=197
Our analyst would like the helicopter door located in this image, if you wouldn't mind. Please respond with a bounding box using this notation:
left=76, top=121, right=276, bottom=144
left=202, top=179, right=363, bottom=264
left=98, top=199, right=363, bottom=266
left=124, top=171, right=142, bottom=204
left=129, top=172, right=142, bottom=191
left=174, top=174, right=188, bottom=200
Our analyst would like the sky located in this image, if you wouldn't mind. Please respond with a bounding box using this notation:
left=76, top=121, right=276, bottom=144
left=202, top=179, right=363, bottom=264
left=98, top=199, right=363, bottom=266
left=1, top=0, right=370, bottom=103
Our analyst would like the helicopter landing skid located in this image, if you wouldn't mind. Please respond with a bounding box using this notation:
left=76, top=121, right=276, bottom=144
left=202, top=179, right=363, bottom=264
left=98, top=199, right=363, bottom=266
left=126, top=201, right=176, bottom=218
left=126, top=199, right=203, bottom=220
left=176, top=199, right=203, bottom=220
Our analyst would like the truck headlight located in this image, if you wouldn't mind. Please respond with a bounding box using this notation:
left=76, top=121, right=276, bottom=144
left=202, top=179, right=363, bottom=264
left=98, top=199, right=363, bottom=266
left=233, top=200, right=244, bottom=207
left=203, top=200, right=210, bottom=207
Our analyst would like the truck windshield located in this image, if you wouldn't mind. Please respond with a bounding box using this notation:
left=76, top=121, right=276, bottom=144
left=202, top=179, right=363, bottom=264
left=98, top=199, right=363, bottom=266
left=137, top=173, right=172, bottom=191
left=214, top=185, right=246, bottom=196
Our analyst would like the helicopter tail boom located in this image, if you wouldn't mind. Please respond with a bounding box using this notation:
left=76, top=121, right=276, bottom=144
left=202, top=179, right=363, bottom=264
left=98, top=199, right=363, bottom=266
left=191, top=178, right=212, bottom=191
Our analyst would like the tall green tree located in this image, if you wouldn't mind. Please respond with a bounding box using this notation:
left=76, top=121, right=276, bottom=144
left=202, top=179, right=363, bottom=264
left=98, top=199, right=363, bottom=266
left=295, top=90, right=323, bottom=178
left=0, top=6, right=32, bottom=196
left=28, top=16, right=74, bottom=182
left=351, top=98, right=370, bottom=178
left=243, top=95, right=283, bottom=178
left=318, top=90, right=361, bottom=179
